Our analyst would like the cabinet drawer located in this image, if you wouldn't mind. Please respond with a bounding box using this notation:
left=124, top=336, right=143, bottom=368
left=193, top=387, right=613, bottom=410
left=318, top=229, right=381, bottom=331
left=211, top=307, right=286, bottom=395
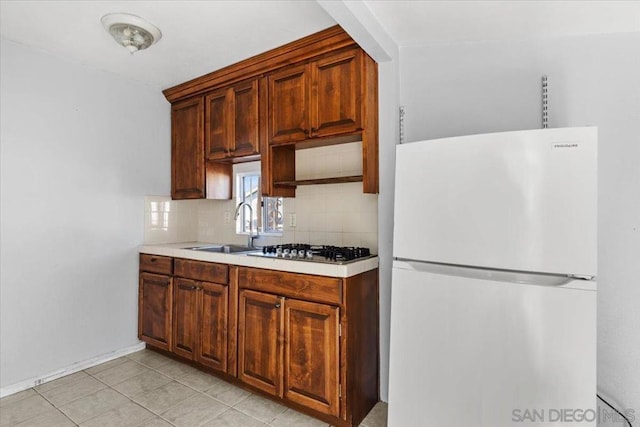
left=239, top=268, right=342, bottom=305
left=174, top=258, right=229, bottom=284
left=140, top=254, right=173, bottom=275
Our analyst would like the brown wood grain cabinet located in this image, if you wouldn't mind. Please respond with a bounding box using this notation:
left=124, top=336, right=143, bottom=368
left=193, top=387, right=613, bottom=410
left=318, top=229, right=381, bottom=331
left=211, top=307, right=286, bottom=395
left=263, top=48, right=377, bottom=197
left=238, top=289, right=283, bottom=396
left=237, top=289, right=340, bottom=417
left=172, top=260, right=230, bottom=374
left=311, top=49, right=362, bottom=139
left=268, top=64, right=311, bottom=144
left=197, top=281, right=229, bottom=372
left=284, top=298, right=340, bottom=417
left=139, top=254, right=378, bottom=427
left=268, top=49, right=362, bottom=144
left=237, top=266, right=378, bottom=426
left=172, top=277, right=199, bottom=360
left=173, top=278, right=230, bottom=371
left=171, top=97, right=205, bottom=200
left=164, top=26, right=379, bottom=199
left=205, top=78, right=261, bottom=160
left=139, top=255, right=173, bottom=351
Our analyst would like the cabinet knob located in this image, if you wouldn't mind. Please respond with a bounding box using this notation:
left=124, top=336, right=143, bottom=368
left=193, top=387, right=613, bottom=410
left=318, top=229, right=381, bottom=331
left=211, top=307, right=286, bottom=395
left=311, top=127, right=317, bottom=133
left=275, top=303, right=281, bottom=309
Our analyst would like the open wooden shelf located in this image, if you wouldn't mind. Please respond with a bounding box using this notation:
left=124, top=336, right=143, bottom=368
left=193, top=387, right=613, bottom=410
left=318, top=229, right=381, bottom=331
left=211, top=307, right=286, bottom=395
left=274, top=175, right=363, bottom=187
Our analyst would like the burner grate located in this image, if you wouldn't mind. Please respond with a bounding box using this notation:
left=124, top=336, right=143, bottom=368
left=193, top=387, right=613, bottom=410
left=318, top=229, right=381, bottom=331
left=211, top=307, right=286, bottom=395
left=253, top=244, right=373, bottom=264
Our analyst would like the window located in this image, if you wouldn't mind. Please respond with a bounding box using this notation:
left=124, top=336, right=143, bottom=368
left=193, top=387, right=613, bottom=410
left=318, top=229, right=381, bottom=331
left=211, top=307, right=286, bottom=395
left=236, top=172, right=283, bottom=235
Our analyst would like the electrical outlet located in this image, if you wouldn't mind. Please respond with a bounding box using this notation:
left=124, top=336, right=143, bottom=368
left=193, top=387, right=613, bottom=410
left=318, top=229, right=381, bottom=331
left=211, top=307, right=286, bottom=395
left=224, top=211, right=231, bottom=224
left=289, top=213, right=296, bottom=227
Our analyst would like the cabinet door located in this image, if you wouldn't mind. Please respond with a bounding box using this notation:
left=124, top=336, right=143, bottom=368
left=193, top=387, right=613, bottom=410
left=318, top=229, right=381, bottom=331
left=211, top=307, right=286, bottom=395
left=173, top=277, right=198, bottom=360
left=172, top=97, right=205, bottom=199
left=197, top=281, right=228, bottom=373
left=310, top=49, right=361, bottom=138
left=139, top=273, right=172, bottom=351
left=205, top=89, right=230, bottom=160
left=238, top=290, right=283, bottom=396
left=283, top=299, right=340, bottom=416
left=268, top=64, right=310, bottom=144
left=230, top=79, right=260, bottom=157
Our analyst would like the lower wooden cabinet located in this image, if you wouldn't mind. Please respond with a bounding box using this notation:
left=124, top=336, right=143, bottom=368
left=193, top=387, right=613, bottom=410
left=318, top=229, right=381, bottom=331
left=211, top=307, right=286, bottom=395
left=172, top=268, right=229, bottom=374
left=139, top=255, right=378, bottom=427
left=284, top=298, right=340, bottom=417
left=172, top=277, right=198, bottom=360
left=138, top=272, right=172, bottom=351
left=238, top=290, right=283, bottom=396
left=237, top=290, right=340, bottom=417
left=197, top=281, right=228, bottom=372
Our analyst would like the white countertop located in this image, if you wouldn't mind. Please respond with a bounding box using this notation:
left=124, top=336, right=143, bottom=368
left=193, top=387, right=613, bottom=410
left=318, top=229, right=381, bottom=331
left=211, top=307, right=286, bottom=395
left=140, top=242, right=379, bottom=278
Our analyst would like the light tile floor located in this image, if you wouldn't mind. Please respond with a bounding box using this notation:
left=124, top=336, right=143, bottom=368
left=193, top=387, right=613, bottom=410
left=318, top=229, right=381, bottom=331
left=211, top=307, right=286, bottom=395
left=0, top=349, right=387, bottom=427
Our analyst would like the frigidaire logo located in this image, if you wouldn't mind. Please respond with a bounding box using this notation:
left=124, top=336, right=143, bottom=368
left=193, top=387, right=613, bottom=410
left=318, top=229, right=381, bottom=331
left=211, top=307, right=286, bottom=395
left=552, top=142, right=579, bottom=149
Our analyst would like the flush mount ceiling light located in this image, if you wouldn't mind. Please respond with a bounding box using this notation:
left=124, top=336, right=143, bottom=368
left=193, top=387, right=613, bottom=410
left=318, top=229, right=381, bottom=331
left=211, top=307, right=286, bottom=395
left=101, top=13, right=162, bottom=54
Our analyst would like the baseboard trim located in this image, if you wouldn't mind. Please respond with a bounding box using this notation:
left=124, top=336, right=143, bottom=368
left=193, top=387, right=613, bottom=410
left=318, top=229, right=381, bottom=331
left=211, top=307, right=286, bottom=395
left=0, top=342, right=146, bottom=398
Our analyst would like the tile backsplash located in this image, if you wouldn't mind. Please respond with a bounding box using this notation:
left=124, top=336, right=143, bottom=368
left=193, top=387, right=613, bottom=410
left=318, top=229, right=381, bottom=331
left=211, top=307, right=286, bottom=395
left=144, top=142, right=378, bottom=252
left=143, top=196, right=198, bottom=244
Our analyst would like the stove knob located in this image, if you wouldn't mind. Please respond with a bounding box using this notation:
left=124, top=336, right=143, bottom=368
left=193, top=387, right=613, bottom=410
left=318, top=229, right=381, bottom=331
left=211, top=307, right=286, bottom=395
left=306, top=250, right=314, bottom=258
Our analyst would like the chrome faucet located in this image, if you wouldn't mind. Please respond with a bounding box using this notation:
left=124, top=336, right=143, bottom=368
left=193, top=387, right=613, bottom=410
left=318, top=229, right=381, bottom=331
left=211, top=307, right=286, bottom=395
left=234, top=201, right=258, bottom=248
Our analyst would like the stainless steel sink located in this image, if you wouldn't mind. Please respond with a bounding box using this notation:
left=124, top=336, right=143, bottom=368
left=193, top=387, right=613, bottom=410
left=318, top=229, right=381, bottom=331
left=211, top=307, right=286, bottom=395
left=184, top=244, right=258, bottom=254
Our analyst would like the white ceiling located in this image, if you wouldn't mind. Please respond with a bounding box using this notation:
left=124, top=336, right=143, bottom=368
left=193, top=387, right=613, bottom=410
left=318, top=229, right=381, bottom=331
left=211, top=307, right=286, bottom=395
left=0, top=1, right=336, bottom=90
left=2, top=1, right=639, bottom=91
left=364, top=0, right=640, bottom=46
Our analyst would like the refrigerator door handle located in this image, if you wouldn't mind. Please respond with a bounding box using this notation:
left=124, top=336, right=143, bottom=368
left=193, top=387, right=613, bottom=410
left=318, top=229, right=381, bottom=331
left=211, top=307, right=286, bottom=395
left=394, top=259, right=596, bottom=290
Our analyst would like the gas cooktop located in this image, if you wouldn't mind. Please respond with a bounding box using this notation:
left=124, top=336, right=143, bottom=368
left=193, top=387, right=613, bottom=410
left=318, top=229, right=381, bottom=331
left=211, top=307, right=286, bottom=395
left=248, top=244, right=374, bottom=265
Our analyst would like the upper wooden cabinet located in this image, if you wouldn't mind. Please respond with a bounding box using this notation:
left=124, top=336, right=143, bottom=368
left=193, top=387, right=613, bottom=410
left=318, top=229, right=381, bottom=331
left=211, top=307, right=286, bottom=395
left=164, top=26, right=378, bottom=198
left=264, top=48, right=377, bottom=196
left=269, top=49, right=362, bottom=144
left=268, top=64, right=311, bottom=144
left=172, top=98, right=205, bottom=200
left=205, top=78, right=262, bottom=160
left=312, top=49, right=362, bottom=139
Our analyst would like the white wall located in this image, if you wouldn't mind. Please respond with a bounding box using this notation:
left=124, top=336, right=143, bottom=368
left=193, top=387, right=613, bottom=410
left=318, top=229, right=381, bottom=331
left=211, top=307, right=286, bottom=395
left=400, top=32, right=640, bottom=418
left=0, top=39, right=170, bottom=390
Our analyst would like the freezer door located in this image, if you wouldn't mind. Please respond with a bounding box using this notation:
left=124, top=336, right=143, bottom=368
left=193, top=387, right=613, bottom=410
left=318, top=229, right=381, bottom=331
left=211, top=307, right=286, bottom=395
left=393, top=127, right=597, bottom=277
left=388, top=262, right=596, bottom=427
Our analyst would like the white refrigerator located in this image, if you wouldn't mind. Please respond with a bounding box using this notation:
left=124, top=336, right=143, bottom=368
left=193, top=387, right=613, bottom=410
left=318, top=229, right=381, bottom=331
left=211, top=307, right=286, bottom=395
left=388, top=128, right=597, bottom=427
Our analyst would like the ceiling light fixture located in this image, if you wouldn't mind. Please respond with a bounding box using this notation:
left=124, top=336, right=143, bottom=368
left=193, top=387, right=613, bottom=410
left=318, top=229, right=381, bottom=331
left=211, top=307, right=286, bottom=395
left=101, top=13, right=162, bottom=54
